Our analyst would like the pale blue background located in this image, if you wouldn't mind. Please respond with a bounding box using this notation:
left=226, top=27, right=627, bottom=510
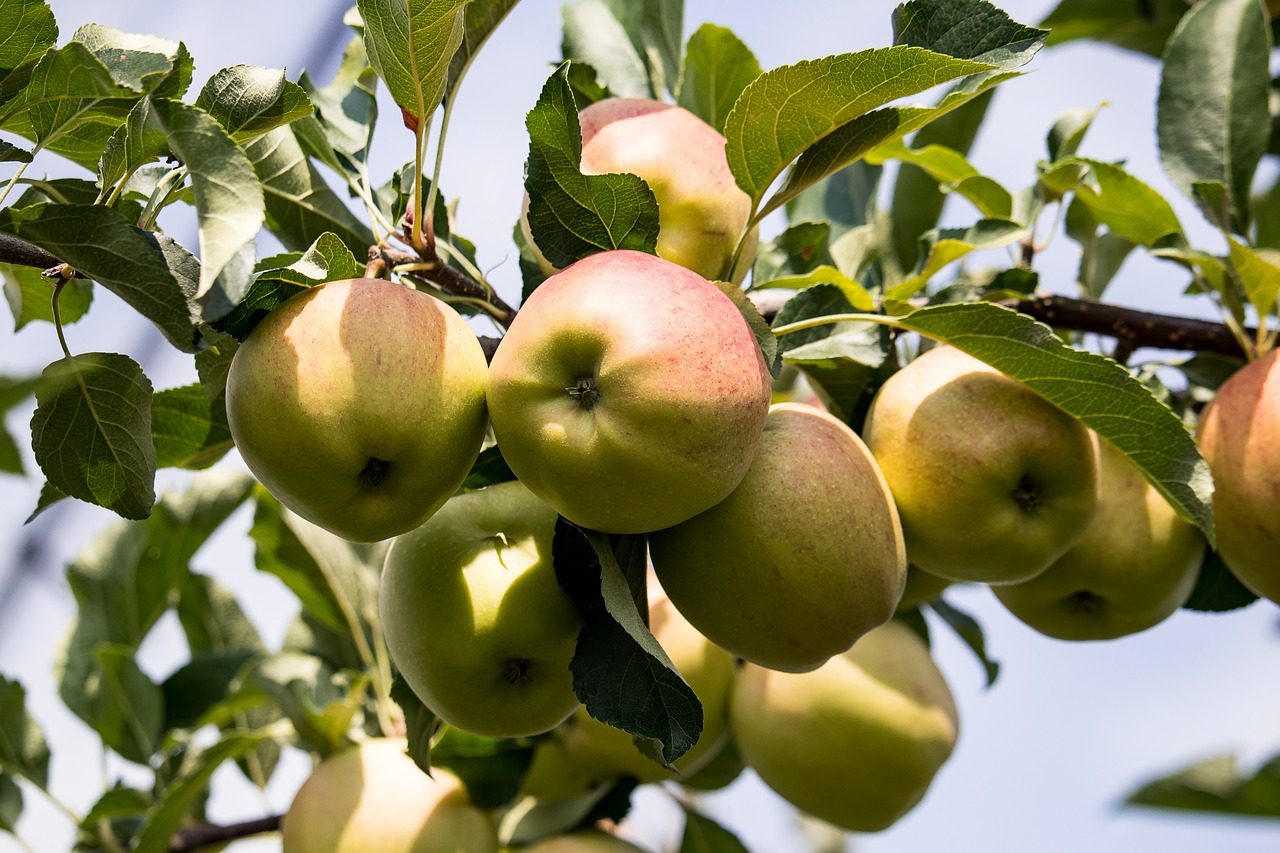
left=0, top=1, right=1277, bottom=851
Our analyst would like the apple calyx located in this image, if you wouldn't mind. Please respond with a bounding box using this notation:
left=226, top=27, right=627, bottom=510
left=503, top=657, right=534, bottom=684
left=1012, top=475, right=1042, bottom=512
left=360, top=457, right=391, bottom=487
left=567, top=376, right=601, bottom=409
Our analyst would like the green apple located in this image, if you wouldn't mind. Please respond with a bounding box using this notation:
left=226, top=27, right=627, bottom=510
left=381, top=480, right=583, bottom=738
left=994, top=434, right=1205, bottom=639
left=1196, top=349, right=1280, bottom=604
left=226, top=278, right=488, bottom=543
left=486, top=249, right=772, bottom=534
left=731, top=620, right=958, bottom=833
left=649, top=403, right=907, bottom=672
left=515, top=829, right=648, bottom=853
left=678, top=735, right=745, bottom=791
left=556, top=589, right=736, bottom=783
left=523, top=97, right=757, bottom=283
left=520, top=735, right=616, bottom=802
left=863, top=345, right=1097, bottom=584
left=895, top=565, right=954, bottom=613
left=282, top=738, right=498, bottom=853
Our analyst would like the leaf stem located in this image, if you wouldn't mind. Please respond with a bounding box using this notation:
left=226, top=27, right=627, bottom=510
left=771, top=312, right=903, bottom=337
left=0, top=161, right=31, bottom=208
left=50, top=278, right=74, bottom=361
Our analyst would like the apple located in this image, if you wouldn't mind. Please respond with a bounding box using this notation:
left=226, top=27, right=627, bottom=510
left=523, top=97, right=757, bottom=284
left=678, top=735, right=745, bottom=791
left=381, top=480, right=583, bottom=738
left=518, top=829, right=649, bottom=853
left=862, top=345, right=1097, bottom=584
left=281, top=737, right=498, bottom=852
left=226, top=278, right=488, bottom=543
left=895, top=565, right=954, bottom=613
left=520, top=735, right=616, bottom=802
left=994, top=434, right=1205, bottom=639
left=730, top=619, right=958, bottom=833
left=486, top=249, right=772, bottom=534
left=1196, top=349, right=1280, bottom=604
left=555, top=587, right=736, bottom=783
left=649, top=403, right=907, bottom=672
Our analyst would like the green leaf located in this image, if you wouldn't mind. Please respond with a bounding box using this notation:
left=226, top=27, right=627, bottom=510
left=357, top=0, right=469, bottom=127
left=244, top=652, right=364, bottom=753
left=1040, top=0, right=1186, bottom=57
left=0, top=32, right=172, bottom=168
left=1183, top=547, right=1260, bottom=612
left=560, top=0, right=649, bottom=99
left=30, top=352, right=155, bottom=520
left=1039, top=158, right=1183, bottom=247
left=194, top=326, right=238, bottom=402
left=868, top=138, right=1012, bottom=218
left=887, top=85, right=994, bottom=273
left=563, top=525, right=701, bottom=766
left=1158, top=0, right=1271, bottom=232
left=459, top=444, right=516, bottom=492
left=140, top=99, right=265, bottom=301
left=214, top=232, right=359, bottom=341
left=523, top=62, right=660, bottom=269
left=56, top=469, right=254, bottom=733
left=25, top=480, right=64, bottom=522
left=0, top=140, right=30, bottom=162
left=888, top=218, right=1027, bottom=301
left=680, top=805, right=750, bottom=853
left=0, top=203, right=200, bottom=349
left=249, top=487, right=379, bottom=639
left=96, top=96, right=170, bottom=200
left=0, top=262, right=91, bottom=330
left=1047, top=105, right=1100, bottom=162
left=132, top=732, right=274, bottom=853
left=1064, top=197, right=1136, bottom=300
left=893, top=302, right=1215, bottom=541
left=295, top=35, right=378, bottom=177
left=724, top=47, right=995, bottom=207
left=431, top=727, right=535, bottom=809
left=390, top=674, right=438, bottom=775
left=927, top=598, right=999, bottom=686
left=893, top=0, right=1048, bottom=68
left=676, top=24, right=760, bottom=135
left=0, top=773, right=19, bottom=833
left=90, top=644, right=164, bottom=764
left=0, top=676, right=50, bottom=789
left=1227, top=237, right=1280, bottom=319
left=160, top=650, right=257, bottom=731
left=786, top=161, right=882, bottom=242
left=0, top=374, right=39, bottom=474
left=195, top=65, right=313, bottom=143
left=1125, top=753, right=1280, bottom=818
left=446, top=0, right=521, bottom=101
left=150, top=383, right=232, bottom=470
left=0, top=0, right=58, bottom=106
left=244, top=126, right=374, bottom=257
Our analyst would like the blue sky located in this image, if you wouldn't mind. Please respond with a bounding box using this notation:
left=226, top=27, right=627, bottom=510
left=1, top=1, right=1278, bottom=851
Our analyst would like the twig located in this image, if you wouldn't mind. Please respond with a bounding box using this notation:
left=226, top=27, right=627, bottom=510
left=376, top=240, right=517, bottom=329
left=0, top=234, right=87, bottom=278
left=167, top=815, right=280, bottom=852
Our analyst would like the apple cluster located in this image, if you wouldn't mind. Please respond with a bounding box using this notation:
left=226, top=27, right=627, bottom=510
left=226, top=96, right=1280, bottom=851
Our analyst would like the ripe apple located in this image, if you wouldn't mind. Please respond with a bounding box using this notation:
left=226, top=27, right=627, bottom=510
left=518, top=829, right=648, bottom=853
left=730, top=619, right=958, bottom=833
left=486, top=249, right=772, bottom=534
left=994, top=434, right=1205, bottom=639
left=225, top=278, right=488, bottom=543
left=524, top=97, right=757, bottom=283
left=862, top=345, right=1097, bottom=584
left=1196, top=349, right=1280, bottom=604
left=555, top=588, right=736, bottom=783
left=649, top=403, right=907, bottom=672
left=281, top=737, right=498, bottom=852
left=381, top=480, right=583, bottom=738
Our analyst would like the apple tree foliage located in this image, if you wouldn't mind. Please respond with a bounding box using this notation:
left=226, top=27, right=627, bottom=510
left=0, top=0, right=1276, bottom=849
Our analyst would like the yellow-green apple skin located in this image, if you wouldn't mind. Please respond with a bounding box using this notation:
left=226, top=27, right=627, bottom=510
left=994, top=435, right=1205, bottom=639
left=520, top=735, right=616, bottom=802
left=381, top=481, right=583, bottom=738
left=226, top=278, right=488, bottom=543
left=895, top=565, right=954, bottom=613
left=281, top=738, right=498, bottom=853
left=650, top=403, right=907, bottom=672
left=862, top=345, right=1097, bottom=585
left=514, top=829, right=649, bottom=853
left=1196, top=349, right=1280, bottom=604
left=523, top=97, right=757, bottom=283
left=678, top=735, right=745, bottom=791
left=730, top=620, right=959, bottom=833
left=556, top=590, right=736, bottom=783
left=486, top=250, right=772, bottom=534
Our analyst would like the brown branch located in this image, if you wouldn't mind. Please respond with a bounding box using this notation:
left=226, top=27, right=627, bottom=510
left=0, top=234, right=87, bottom=278
left=167, top=815, right=280, bottom=852
left=387, top=220, right=519, bottom=329
left=1003, top=295, right=1251, bottom=359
